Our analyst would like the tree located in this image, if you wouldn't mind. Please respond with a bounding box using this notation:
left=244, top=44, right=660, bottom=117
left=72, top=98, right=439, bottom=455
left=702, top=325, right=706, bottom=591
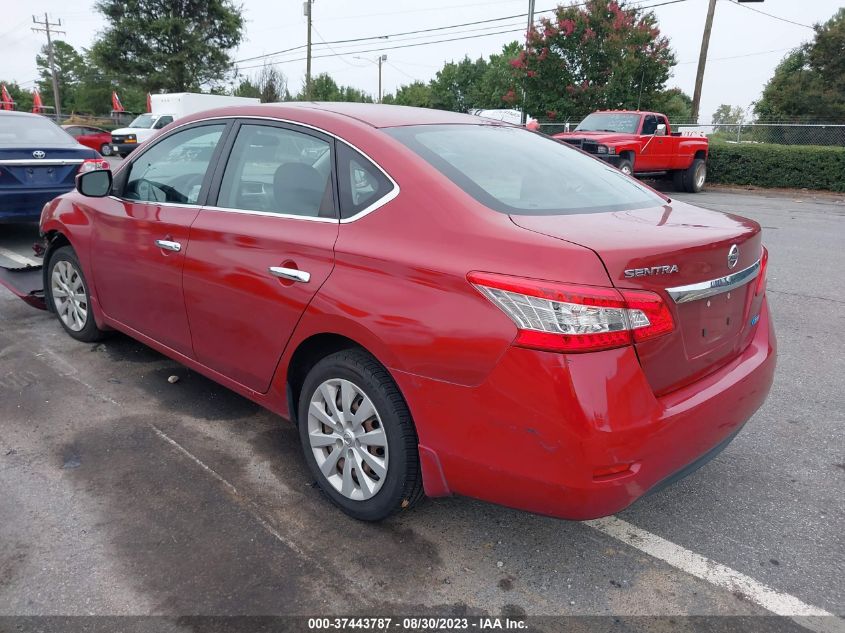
left=429, top=56, right=488, bottom=112
left=383, top=81, right=433, bottom=108
left=91, top=0, right=244, bottom=92
left=36, top=41, right=85, bottom=112
left=649, top=88, right=692, bottom=122
left=513, top=0, right=676, bottom=120
left=235, top=65, right=288, bottom=103
left=712, top=104, right=744, bottom=126
left=755, top=9, right=845, bottom=122
left=475, top=42, right=523, bottom=111
left=296, top=73, right=373, bottom=103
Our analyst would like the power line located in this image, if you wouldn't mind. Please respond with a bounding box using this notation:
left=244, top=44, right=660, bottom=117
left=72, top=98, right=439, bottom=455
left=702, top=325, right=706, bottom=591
left=726, top=0, right=814, bottom=30
left=677, top=46, right=795, bottom=65
left=235, top=0, right=688, bottom=66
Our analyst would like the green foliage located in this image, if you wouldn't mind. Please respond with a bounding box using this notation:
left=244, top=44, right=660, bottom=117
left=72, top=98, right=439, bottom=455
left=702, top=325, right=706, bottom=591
left=711, top=104, right=744, bottom=126
left=707, top=141, right=845, bottom=192
left=429, top=56, right=488, bottom=112
left=648, top=88, right=692, bottom=122
left=0, top=81, right=34, bottom=112
left=296, top=73, right=373, bottom=103
left=382, top=81, right=432, bottom=108
left=91, top=0, right=244, bottom=92
left=36, top=41, right=85, bottom=111
left=755, top=9, right=845, bottom=121
left=234, top=66, right=288, bottom=103
left=515, top=0, right=676, bottom=119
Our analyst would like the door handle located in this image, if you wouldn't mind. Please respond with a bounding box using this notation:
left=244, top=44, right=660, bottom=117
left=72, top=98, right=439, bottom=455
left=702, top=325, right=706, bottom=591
left=269, top=266, right=310, bottom=283
left=155, top=239, right=182, bottom=252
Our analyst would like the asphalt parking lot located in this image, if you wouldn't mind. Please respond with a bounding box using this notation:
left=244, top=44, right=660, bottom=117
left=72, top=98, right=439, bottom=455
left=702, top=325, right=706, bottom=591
left=0, top=185, right=843, bottom=629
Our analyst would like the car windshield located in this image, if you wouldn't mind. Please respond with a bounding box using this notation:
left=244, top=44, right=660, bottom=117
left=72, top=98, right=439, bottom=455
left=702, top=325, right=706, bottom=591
left=129, top=114, right=155, bottom=128
left=575, top=113, right=641, bottom=134
left=386, top=124, right=664, bottom=215
left=0, top=114, right=75, bottom=146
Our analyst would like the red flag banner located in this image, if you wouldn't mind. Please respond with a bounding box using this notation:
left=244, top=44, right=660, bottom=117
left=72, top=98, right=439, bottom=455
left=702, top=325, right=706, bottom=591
left=1, top=84, right=14, bottom=111
left=32, top=89, right=43, bottom=113
left=112, top=91, right=124, bottom=112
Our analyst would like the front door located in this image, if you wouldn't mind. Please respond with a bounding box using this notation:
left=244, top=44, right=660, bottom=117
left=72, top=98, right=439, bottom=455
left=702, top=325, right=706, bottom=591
left=90, top=122, right=229, bottom=357
left=183, top=121, right=339, bottom=392
left=638, top=114, right=667, bottom=171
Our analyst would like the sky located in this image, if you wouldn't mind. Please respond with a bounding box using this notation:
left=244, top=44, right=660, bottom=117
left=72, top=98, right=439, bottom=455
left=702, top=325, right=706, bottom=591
left=0, top=0, right=839, bottom=122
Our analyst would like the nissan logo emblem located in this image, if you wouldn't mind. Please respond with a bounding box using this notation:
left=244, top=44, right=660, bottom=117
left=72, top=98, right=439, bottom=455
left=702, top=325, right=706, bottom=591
left=32, top=150, right=46, bottom=159
left=727, top=244, right=739, bottom=269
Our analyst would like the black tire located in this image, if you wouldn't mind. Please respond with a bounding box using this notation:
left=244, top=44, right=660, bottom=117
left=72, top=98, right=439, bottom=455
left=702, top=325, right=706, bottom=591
left=297, top=349, right=424, bottom=521
left=683, top=158, right=706, bottom=193
left=99, top=143, right=112, bottom=156
left=672, top=169, right=685, bottom=191
left=47, top=246, right=106, bottom=342
left=617, top=157, right=634, bottom=177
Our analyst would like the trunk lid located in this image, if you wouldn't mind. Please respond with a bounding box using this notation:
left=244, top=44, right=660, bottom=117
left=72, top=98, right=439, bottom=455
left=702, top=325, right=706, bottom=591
left=0, top=146, right=97, bottom=190
left=510, top=200, right=765, bottom=395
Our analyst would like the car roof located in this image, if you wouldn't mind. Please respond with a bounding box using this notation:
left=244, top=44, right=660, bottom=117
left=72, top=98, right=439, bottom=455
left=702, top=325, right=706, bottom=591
left=0, top=110, right=45, bottom=119
left=179, top=102, right=501, bottom=130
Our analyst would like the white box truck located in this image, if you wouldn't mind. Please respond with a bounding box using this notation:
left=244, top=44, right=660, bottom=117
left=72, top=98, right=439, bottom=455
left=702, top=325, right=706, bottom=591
left=110, top=93, right=260, bottom=157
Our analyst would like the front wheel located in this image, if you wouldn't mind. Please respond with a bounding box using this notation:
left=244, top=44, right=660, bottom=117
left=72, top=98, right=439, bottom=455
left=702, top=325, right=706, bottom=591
left=48, top=246, right=106, bottom=342
left=297, top=349, right=424, bottom=521
left=617, top=157, right=634, bottom=177
left=99, top=143, right=113, bottom=157
left=683, top=158, right=706, bottom=193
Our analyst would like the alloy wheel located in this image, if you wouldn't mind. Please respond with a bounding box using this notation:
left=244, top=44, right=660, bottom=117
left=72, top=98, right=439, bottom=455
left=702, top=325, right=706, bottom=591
left=307, top=378, right=388, bottom=501
left=51, top=260, right=88, bottom=332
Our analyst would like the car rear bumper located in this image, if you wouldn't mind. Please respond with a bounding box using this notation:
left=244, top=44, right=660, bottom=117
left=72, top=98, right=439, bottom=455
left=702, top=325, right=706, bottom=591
left=0, top=188, right=72, bottom=222
left=395, top=297, right=776, bottom=520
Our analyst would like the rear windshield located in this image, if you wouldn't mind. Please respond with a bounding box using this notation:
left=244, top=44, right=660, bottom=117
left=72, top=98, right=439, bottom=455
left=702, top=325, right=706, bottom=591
left=0, top=115, right=75, bottom=146
left=385, top=125, right=664, bottom=215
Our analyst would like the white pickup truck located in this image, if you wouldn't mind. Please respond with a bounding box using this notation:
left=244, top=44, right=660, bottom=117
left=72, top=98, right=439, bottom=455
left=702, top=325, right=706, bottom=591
left=110, top=93, right=260, bottom=157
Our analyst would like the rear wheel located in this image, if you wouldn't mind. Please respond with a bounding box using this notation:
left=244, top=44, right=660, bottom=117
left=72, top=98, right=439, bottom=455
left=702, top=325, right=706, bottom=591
left=99, top=143, right=112, bottom=156
left=617, top=157, right=634, bottom=177
left=297, top=349, right=424, bottom=521
left=48, top=246, right=106, bottom=342
left=683, top=158, right=706, bottom=193
left=672, top=169, right=685, bottom=191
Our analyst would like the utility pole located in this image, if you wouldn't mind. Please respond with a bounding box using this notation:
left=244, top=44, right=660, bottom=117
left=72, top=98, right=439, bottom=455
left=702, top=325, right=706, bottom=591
left=32, top=13, right=65, bottom=121
left=304, top=0, right=314, bottom=99
left=691, top=0, right=765, bottom=124
left=520, top=0, right=536, bottom=125
left=354, top=55, right=388, bottom=102
left=690, top=0, right=716, bottom=124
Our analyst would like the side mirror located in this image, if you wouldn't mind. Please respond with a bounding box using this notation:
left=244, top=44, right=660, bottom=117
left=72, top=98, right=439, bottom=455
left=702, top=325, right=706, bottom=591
left=655, top=123, right=667, bottom=136
left=76, top=169, right=112, bottom=197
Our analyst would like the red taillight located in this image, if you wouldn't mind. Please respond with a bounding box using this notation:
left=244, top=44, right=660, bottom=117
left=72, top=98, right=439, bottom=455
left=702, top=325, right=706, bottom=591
left=78, top=158, right=110, bottom=174
left=468, top=271, right=674, bottom=353
left=755, top=246, right=768, bottom=296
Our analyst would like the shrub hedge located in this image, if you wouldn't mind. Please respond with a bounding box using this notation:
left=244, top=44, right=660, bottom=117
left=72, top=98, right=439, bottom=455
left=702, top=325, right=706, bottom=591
left=706, top=141, right=845, bottom=192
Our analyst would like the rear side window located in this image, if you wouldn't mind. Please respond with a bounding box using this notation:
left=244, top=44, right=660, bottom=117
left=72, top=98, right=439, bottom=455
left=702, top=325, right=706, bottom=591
left=386, top=124, right=664, bottom=216
left=216, top=124, right=335, bottom=218
left=336, top=142, right=395, bottom=220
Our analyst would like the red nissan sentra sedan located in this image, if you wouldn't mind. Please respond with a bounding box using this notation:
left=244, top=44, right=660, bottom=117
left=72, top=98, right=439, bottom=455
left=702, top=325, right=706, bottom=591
left=37, top=103, right=775, bottom=521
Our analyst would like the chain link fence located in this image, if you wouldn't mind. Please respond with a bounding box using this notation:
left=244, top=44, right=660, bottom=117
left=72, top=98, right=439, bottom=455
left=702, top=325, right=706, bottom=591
left=535, top=117, right=845, bottom=148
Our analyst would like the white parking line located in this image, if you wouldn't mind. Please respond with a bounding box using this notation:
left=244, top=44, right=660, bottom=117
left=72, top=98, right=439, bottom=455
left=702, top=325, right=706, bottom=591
left=586, top=516, right=844, bottom=633
left=0, top=246, right=41, bottom=268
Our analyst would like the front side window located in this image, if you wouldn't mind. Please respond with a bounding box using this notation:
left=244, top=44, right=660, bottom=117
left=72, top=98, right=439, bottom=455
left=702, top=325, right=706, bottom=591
left=337, top=142, right=394, bottom=219
left=154, top=116, right=174, bottom=129
left=129, top=114, right=154, bottom=129
left=387, top=124, right=665, bottom=216
left=123, top=124, right=225, bottom=204
left=642, top=115, right=658, bottom=135
left=216, top=124, right=334, bottom=218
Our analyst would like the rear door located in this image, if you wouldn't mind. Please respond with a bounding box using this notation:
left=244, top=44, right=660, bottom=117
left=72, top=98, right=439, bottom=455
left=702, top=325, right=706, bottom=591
left=90, top=121, right=230, bottom=357
left=182, top=120, right=339, bottom=392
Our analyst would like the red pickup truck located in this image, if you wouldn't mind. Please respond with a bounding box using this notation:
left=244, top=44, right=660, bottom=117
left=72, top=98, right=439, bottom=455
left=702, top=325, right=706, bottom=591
left=554, top=110, right=709, bottom=192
